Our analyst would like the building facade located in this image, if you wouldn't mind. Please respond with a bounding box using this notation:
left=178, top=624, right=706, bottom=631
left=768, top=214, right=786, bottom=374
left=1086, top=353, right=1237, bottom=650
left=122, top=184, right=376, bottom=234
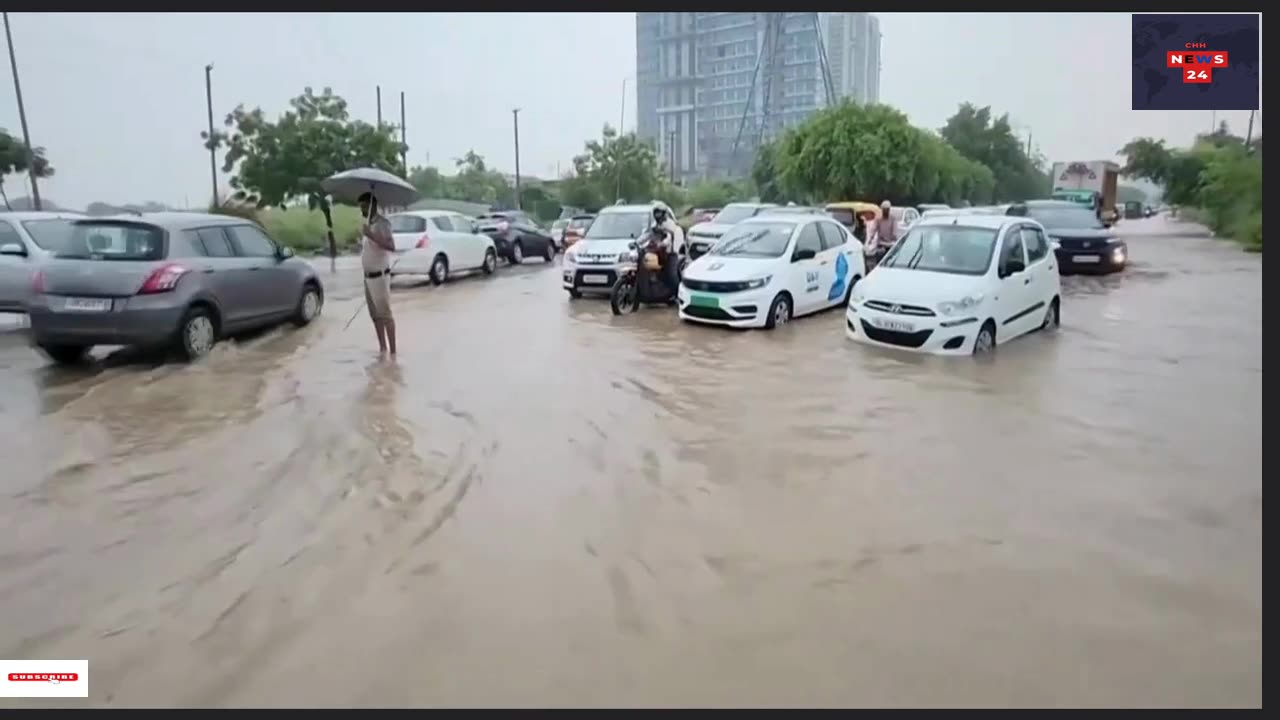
left=825, top=12, right=881, bottom=106
left=635, top=12, right=850, bottom=182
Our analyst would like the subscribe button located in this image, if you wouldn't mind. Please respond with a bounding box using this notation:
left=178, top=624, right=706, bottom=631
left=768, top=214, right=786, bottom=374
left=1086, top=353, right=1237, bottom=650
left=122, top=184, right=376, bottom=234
left=1, top=660, right=89, bottom=698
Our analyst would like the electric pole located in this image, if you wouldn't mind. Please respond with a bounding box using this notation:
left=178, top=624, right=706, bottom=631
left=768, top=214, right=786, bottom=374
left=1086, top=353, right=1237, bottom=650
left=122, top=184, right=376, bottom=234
left=1245, top=109, right=1256, bottom=150
left=399, top=91, right=407, bottom=176
left=4, top=12, right=41, bottom=211
left=616, top=76, right=627, bottom=201
left=512, top=108, right=522, bottom=210
left=376, top=85, right=382, bottom=127
left=668, top=131, right=677, bottom=183
left=204, top=63, right=218, bottom=207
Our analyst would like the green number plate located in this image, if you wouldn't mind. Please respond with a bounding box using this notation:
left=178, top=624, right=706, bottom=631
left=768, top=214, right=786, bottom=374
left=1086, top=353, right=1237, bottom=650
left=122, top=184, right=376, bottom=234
left=690, top=293, right=719, bottom=308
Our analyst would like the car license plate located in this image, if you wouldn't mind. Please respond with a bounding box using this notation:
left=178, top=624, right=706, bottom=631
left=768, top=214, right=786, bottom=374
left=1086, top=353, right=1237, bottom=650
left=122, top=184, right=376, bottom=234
left=690, top=293, right=719, bottom=308
left=63, top=297, right=110, bottom=312
left=581, top=274, right=609, bottom=285
left=1073, top=255, right=1100, bottom=263
left=872, top=317, right=914, bottom=332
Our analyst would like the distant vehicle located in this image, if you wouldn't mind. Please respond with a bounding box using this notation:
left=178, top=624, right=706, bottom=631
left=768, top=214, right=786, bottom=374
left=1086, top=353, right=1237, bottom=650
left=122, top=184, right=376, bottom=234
left=562, top=201, right=674, bottom=299
left=889, top=206, right=921, bottom=229
left=917, top=203, right=951, bottom=214
left=0, top=211, right=85, bottom=314
left=686, top=202, right=779, bottom=260
left=386, top=210, right=497, bottom=285
left=847, top=213, right=1061, bottom=356
left=1007, top=200, right=1127, bottom=274
left=678, top=207, right=720, bottom=232
left=1144, top=205, right=1156, bottom=218
left=1123, top=200, right=1144, bottom=220
left=549, top=219, right=570, bottom=249
left=691, top=199, right=778, bottom=258
left=823, top=202, right=880, bottom=244
left=26, top=212, right=324, bottom=364
left=1051, top=160, right=1120, bottom=226
left=560, top=214, right=595, bottom=251
left=678, top=214, right=866, bottom=329
left=476, top=210, right=556, bottom=264
left=757, top=205, right=825, bottom=216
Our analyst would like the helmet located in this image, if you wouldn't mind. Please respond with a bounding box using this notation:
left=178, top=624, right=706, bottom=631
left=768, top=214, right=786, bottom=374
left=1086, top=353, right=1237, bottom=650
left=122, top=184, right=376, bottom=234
left=652, top=205, right=669, bottom=223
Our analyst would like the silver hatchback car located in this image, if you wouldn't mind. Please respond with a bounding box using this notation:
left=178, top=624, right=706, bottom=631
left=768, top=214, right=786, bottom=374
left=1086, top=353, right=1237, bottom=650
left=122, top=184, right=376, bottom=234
left=26, top=212, right=324, bottom=363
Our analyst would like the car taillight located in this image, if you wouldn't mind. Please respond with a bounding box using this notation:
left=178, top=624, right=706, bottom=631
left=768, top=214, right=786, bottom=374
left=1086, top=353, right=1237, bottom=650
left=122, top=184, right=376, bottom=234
left=138, top=263, right=190, bottom=294
left=415, top=233, right=430, bottom=249
left=31, top=270, right=44, bottom=293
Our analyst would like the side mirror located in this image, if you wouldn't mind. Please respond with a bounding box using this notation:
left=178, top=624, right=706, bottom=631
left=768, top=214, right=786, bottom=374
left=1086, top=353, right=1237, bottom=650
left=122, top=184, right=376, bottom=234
left=277, top=246, right=295, bottom=260
left=793, top=248, right=817, bottom=262
left=0, top=242, right=27, bottom=257
left=1001, top=260, right=1025, bottom=278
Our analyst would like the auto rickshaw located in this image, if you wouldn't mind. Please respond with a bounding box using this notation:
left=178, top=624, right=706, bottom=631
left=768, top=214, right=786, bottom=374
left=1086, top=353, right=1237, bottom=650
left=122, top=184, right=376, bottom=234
left=823, top=201, right=880, bottom=242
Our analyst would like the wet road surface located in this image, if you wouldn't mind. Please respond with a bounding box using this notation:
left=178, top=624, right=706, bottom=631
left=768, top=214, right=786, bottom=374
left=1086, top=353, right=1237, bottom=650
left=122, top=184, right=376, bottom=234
left=0, top=216, right=1261, bottom=707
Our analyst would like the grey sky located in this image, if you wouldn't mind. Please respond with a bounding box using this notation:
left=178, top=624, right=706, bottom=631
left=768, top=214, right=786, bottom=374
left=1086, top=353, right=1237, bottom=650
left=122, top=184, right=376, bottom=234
left=0, top=12, right=1261, bottom=209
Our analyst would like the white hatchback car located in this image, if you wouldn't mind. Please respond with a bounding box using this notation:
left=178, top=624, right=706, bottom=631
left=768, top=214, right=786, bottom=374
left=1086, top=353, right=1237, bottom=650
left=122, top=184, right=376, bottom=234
left=678, top=214, right=866, bottom=329
left=562, top=201, right=674, bottom=298
left=846, top=214, right=1062, bottom=355
left=386, top=210, right=498, bottom=285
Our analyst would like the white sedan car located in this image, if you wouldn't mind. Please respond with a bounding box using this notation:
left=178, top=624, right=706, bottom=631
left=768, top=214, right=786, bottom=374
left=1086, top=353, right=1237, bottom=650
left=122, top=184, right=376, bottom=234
left=386, top=210, right=498, bottom=285
left=846, top=214, right=1062, bottom=355
left=678, top=215, right=866, bottom=329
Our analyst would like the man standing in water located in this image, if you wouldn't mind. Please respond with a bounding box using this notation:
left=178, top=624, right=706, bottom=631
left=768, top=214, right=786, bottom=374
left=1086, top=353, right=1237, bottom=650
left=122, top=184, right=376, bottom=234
left=358, top=191, right=397, bottom=355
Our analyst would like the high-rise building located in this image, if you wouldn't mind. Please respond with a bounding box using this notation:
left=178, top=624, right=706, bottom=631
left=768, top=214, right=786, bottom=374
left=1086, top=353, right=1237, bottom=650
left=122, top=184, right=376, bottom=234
left=824, top=12, right=881, bottom=106
left=635, top=12, right=838, bottom=182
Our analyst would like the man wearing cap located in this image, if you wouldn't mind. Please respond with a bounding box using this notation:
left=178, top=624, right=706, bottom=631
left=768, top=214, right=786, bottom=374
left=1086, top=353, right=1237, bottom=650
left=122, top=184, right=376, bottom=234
left=871, top=200, right=901, bottom=260
left=358, top=191, right=398, bottom=355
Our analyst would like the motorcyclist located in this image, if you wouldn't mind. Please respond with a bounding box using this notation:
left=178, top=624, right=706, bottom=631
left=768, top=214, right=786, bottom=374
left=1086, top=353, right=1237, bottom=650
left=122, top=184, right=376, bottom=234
left=647, top=205, right=684, bottom=292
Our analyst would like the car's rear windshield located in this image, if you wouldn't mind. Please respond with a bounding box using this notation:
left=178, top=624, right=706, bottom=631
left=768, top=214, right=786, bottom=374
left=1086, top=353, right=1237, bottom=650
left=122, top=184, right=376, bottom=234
left=568, top=217, right=593, bottom=229
left=710, top=205, right=759, bottom=226
left=710, top=221, right=795, bottom=258
left=57, top=221, right=166, bottom=261
left=389, top=215, right=427, bottom=233
left=585, top=212, right=649, bottom=240
left=825, top=208, right=857, bottom=227
left=20, top=218, right=75, bottom=251
left=879, top=225, right=997, bottom=276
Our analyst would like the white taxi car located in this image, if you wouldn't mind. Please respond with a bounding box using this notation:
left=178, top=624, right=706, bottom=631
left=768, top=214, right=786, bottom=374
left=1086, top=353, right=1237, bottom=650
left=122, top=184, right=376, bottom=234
left=677, top=214, right=865, bottom=329
left=846, top=214, right=1062, bottom=355
left=386, top=210, right=498, bottom=285
left=562, top=201, right=674, bottom=298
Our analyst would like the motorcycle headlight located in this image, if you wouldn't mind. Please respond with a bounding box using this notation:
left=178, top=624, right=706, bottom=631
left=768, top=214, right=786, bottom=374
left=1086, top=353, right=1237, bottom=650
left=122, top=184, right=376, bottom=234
left=745, top=275, right=771, bottom=290
left=938, top=294, right=984, bottom=316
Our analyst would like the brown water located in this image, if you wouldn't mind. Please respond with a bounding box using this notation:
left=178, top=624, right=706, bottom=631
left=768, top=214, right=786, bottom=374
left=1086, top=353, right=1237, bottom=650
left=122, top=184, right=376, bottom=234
left=0, top=217, right=1261, bottom=708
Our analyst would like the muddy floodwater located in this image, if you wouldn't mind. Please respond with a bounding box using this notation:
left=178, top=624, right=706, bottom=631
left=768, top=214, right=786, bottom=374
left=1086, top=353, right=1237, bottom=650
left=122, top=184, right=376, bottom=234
left=0, top=217, right=1261, bottom=708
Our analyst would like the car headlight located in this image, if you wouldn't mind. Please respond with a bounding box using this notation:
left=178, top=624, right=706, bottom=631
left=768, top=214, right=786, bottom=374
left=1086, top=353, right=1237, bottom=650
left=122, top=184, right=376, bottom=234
left=849, top=288, right=866, bottom=305
left=744, top=275, right=771, bottom=290
left=937, top=294, right=984, bottom=316
left=619, top=250, right=637, bottom=263
left=565, top=251, right=577, bottom=263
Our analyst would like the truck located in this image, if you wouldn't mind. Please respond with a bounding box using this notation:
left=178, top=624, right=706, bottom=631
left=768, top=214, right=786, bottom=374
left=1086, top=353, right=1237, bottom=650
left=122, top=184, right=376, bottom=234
left=1050, top=160, right=1120, bottom=225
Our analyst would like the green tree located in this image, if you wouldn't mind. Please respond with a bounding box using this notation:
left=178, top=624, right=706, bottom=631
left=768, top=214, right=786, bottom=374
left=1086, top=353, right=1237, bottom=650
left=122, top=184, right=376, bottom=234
left=447, top=150, right=510, bottom=205
left=202, top=86, right=405, bottom=258
left=406, top=164, right=446, bottom=198
left=751, top=141, right=786, bottom=203
left=0, top=128, right=54, bottom=211
left=684, top=179, right=748, bottom=209
left=570, top=125, right=665, bottom=207
left=940, top=103, right=1044, bottom=201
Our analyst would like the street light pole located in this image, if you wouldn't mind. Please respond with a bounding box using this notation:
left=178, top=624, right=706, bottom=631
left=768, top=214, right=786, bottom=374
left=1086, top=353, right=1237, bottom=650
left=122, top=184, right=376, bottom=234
left=4, top=12, right=41, bottom=211
left=616, top=77, right=627, bottom=202
left=512, top=108, right=522, bottom=210
left=204, top=63, right=218, bottom=207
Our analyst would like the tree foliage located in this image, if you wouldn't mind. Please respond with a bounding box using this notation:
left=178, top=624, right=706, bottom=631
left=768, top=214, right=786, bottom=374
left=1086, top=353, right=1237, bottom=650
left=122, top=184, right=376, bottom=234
left=1118, top=129, right=1262, bottom=251
left=764, top=101, right=995, bottom=206
left=558, top=125, right=665, bottom=212
left=0, top=128, right=54, bottom=211
left=939, top=103, right=1047, bottom=201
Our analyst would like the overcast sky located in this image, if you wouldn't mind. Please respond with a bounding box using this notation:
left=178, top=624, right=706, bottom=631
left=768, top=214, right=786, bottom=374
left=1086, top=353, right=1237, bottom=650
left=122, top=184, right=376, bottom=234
left=0, top=12, right=1261, bottom=209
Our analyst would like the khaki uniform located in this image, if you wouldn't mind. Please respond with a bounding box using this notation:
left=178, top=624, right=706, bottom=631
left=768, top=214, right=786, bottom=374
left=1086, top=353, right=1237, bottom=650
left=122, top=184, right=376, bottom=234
left=360, top=215, right=394, bottom=321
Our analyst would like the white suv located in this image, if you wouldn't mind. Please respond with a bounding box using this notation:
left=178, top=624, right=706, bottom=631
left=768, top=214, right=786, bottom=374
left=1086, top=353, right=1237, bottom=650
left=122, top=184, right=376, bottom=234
left=562, top=201, right=674, bottom=298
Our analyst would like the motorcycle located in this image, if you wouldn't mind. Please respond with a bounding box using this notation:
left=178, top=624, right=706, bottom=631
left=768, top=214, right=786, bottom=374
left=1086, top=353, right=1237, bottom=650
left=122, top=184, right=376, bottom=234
left=609, top=229, right=686, bottom=315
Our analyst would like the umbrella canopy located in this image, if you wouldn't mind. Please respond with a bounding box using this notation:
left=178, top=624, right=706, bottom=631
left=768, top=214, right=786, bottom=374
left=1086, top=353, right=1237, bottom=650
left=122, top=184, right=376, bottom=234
left=322, top=167, right=420, bottom=208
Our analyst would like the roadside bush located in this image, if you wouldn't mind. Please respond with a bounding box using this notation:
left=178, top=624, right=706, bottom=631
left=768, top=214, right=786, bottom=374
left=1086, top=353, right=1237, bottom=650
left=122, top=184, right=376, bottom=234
left=260, top=206, right=363, bottom=254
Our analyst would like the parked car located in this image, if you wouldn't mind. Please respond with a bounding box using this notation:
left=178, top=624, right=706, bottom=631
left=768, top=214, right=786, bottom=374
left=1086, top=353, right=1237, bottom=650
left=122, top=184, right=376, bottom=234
left=758, top=205, right=826, bottom=216
left=562, top=201, right=674, bottom=298
left=1007, top=200, right=1127, bottom=274
left=677, top=214, right=866, bottom=329
left=686, top=202, right=779, bottom=260
left=476, top=210, right=556, bottom=264
left=560, top=214, right=595, bottom=251
left=917, top=203, right=951, bottom=214
left=890, top=206, right=922, bottom=229
left=386, top=210, right=497, bottom=285
left=25, top=212, right=324, bottom=364
left=0, top=211, right=84, bottom=314
left=550, top=219, right=570, bottom=249
left=846, top=213, right=1061, bottom=355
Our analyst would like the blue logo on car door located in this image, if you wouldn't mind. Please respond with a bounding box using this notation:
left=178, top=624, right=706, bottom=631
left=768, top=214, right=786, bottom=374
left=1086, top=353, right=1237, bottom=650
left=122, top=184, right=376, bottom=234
left=827, top=252, right=849, bottom=301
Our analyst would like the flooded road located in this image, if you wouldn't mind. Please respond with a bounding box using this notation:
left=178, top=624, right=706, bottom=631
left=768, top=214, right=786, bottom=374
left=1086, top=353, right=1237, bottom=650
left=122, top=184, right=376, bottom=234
left=0, top=216, right=1261, bottom=708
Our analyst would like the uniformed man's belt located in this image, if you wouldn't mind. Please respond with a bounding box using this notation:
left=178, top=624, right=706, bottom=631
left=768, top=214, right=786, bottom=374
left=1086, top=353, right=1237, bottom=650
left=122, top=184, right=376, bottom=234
left=365, top=269, right=388, bottom=279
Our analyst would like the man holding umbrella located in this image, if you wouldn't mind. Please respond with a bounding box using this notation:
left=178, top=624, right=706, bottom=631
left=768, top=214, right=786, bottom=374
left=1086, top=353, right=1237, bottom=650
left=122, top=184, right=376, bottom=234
left=322, top=167, right=421, bottom=356
left=358, top=191, right=398, bottom=355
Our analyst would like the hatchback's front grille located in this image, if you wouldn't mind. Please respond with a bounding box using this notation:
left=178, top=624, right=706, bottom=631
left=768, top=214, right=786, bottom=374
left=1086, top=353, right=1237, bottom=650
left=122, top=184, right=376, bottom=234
left=860, top=320, right=933, bottom=348
left=864, top=300, right=936, bottom=317
left=683, top=305, right=734, bottom=321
